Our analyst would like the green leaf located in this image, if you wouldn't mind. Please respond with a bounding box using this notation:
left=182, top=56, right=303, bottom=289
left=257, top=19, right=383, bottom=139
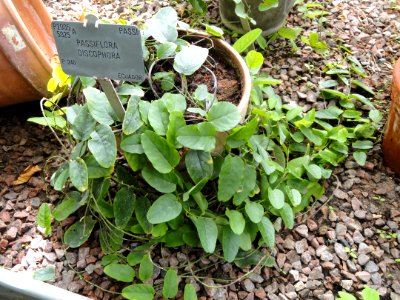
left=151, top=223, right=168, bottom=237
left=245, top=201, right=264, bottom=223
left=352, top=140, right=373, bottom=150
left=163, top=269, right=178, bottom=299
left=190, top=216, right=218, bottom=253
left=207, top=102, right=241, bottom=131
left=167, top=111, right=186, bottom=148
left=185, top=150, right=213, bottom=183
left=188, top=0, right=206, bottom=14
left=278, top=27, right=302, bottom=40
left=53, top=191, right=83, bottom=221
left=349, top=93, right=374, bottom=108
left=64, top=216, right=96, bottom=248
left=233, top=164, right=257, bottom=205
left=315, top=106, right=343, bottom=119
left=161, top=93, right=187, bottom=113
left=157, top=42, right=177, bottom=59
left=253, top=76, right=282, bottom=85
left=173, top=45, right=209, bottom=76
left=227, top=117, right=258, bottom=148
left=147, top=194, right=182, bottom=224
left=141, top=130, right=180, bottom=174
left=139, top=101, right=150, bottom=124
left=69, top=158, right=88, bottom=192
left=88, top=124, right=117, bottom=168
left=226, top=209, right=245, bottom=235
left=222, top=226, right=240, bottom=262
left=353, top=151, right=367, bottom=166
left=127, top=244, right=151, bottom=266
left=135, top=197, right=152, bottom=234
left=104, top=263, right=135, bottom=283
left=121, top=134, right=144, bottom=154
left=123, top=96, right=142, bottom=135
left=37, top=203, right=52, bottom=236
left=268, top=188, right=285, bottom=209
left=204, top=24, right=224, bottom=37
left=183, top=177, right=208, bottom=201
left=142, top=165, right=177, bottom=193
left=184, top=283, right=198, bottom=300
left=28, top=115, right=66, bottom=129
left=117, top=84, right=144, bottom=97
left=177, top=123, right=216, bottom=152
left=148, top=100, right=170, bottom=136
left=369, top=110, right=382, bottom=123
left=125, top=152, right=145, bottom=171
left=146, top=7, right=178, bottom=43
left=84, top=87, right=116, bottom=125
left=285, top=188, right=302, bottom=207
left=72, top=104, right=96, bottom=141
left=258, top=0, right=279, bottom=11
left=139, top=254, right=154, bottom=281
left=257, top=216, right=275, bottom=249
left=319, top=149, right=339, bottom=166
left=287, top=156, right=309, bottom=178
left=84, top=155, right=113, bottom=178
left=114, top=187, right=135, bottom=228
left=51, top=162, right=69, bottom=191
left=361, top=286, right=379, bottom=300
left=337, top=291, right=357, bottom=300
left=33, top=266, right=56, bottom=282
left=122, top=284, right=155, bottom=300
left=351, top=79, right=374, bottom=95
left=233, top=29, right=262, bottom=53
left=279, top=203, right=294, bottom=229
left=245, top=50, right=264, bottom=71
left=218, top=156, right=245, bottom=201
left=305, top=164, right=322, bottom=179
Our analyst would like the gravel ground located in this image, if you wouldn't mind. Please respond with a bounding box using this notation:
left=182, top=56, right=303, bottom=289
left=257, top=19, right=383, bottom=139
left=1, top=0, right=399, bottom=299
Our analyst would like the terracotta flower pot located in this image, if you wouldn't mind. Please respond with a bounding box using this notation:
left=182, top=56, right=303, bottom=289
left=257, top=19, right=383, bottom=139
left=219, top=0, right=295, bottom=36
left=0, top=0, right=56, bottom=107
left=383, top=58, right=400, bottom=175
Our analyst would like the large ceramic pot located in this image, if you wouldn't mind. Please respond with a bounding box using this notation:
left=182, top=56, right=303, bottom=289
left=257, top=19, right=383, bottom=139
left=219, top=0, right=296, bottom=36
left=0, top=0, right=56, bottom=107
left=383, top=58, right=400, bottom=175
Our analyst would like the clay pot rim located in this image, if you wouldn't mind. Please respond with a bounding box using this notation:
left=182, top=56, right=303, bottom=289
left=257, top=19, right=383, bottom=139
left=3, top=0, right=52, bottom=74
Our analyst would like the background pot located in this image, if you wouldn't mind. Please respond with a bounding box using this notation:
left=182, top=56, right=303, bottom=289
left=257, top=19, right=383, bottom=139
left=383, top=58, right=400, bottom=175
left=219, top=0, right=295, bottom=36
left=0, top=0, right=56, bottom=107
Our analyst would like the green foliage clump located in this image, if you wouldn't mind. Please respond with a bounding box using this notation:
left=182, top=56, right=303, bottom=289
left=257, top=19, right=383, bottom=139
left=33, top=7, right=382, bottom=299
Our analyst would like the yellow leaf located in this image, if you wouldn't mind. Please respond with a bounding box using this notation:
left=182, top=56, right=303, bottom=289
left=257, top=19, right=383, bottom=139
left=12, top=165, right=42, bottom=185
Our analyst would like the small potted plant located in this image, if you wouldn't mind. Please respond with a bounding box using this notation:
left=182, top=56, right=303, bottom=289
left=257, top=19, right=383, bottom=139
left=188, top=0, right=295, bottom=35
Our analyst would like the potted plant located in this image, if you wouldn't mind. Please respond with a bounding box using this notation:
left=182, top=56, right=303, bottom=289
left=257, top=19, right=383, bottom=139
left=188, top=0, right=295, bottom=35
left=0, top=0, right=56, bottom=107
left=30, top=7, right=382, bottom=299
left=219, top=0, right=296, bottom=35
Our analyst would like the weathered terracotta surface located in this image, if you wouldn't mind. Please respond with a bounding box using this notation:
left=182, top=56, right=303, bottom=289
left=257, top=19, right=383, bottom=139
left=0, top=0, right=56, bottom=107
left=383, top=58, right=400, bottom=175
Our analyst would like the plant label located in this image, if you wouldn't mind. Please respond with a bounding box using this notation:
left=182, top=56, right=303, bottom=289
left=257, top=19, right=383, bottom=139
left=52, top=15, right=145, bottom=82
